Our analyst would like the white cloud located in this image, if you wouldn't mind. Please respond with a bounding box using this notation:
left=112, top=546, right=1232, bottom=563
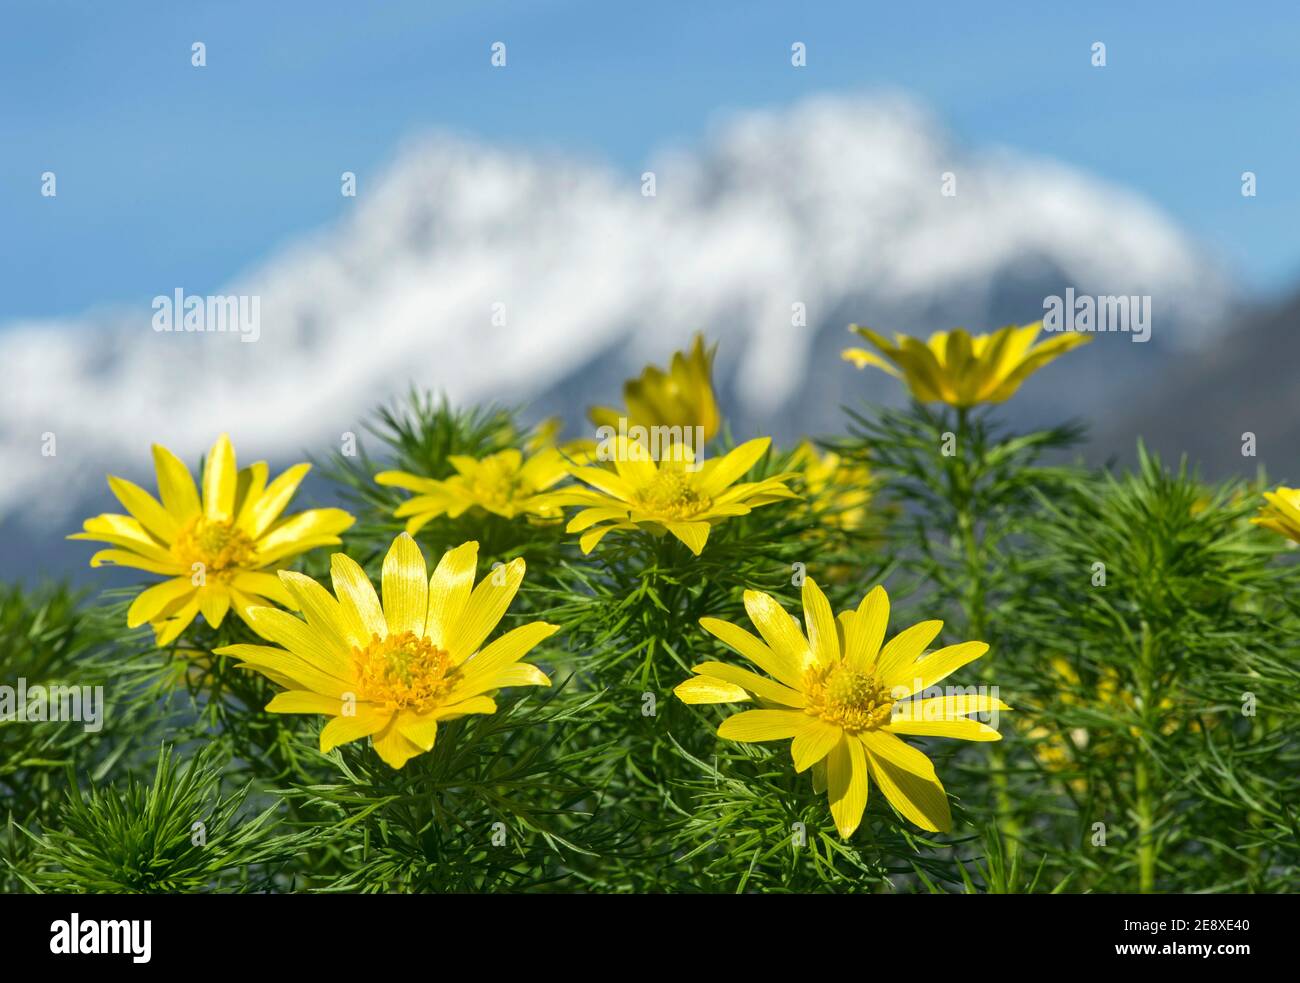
left=0, top=93, right=1232, bottom=521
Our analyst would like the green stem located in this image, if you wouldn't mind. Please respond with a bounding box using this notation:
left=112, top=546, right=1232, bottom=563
left=950, top=408, right=1019, bottom=856
left=1135, top=621, right=1157, bottom=893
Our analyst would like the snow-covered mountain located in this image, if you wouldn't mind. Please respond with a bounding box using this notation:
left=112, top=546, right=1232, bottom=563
left=0, top=94, right=1234, bottom=539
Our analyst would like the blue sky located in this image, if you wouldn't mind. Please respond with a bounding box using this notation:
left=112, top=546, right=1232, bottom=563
left=3, top=0, right=1298, bottom=321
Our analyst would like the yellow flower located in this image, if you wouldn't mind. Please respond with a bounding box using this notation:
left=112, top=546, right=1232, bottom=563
left=790, top=441, right=872, bottom=531
left=215, top=533, right=557, bottom=769
left=589, top=333, right=721, bottom=441
left=842, top=321, right=1090, bottom=407
left=1023, top=658, right=1210, bottom=781
left=1020, top=658, right=1091, bottom=789
left=1192, top=483, right=1255, bottom=517
left=375, top=447, right=572, bottom=533
left=524, top=417, right=566, bottom=454
left=675, top=581, right=1007, bottom=837
left=556, top=437, right=797, bottom=555
left=70, top=434, right=354, bottom=645
left=1251, top=487, right=1300, bottom=543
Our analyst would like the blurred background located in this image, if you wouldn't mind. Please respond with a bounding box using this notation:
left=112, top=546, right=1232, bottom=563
left=2, top=0, right=1298, bottom=581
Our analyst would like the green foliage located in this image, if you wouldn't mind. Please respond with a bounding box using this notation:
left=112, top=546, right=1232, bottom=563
left=0, top=584, right=162, bottom=890
left=1006, top=447, right=1300, bottom=892
left=4, top=390, right=1296, bottom=893
left=18, top=745, right=287, bottom=893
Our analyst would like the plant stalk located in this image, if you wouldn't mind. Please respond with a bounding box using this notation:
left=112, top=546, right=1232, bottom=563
left=951, top=407, right=1019, bottom=857
left=1135, top=621, right=1157, bottom=893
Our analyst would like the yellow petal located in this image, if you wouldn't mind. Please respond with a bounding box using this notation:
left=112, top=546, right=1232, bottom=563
left=568, top=465, right=635, bottom=501
left=151, top=443, right=201, bottom=520
left=847, top=585, right=889, bottom=670
left=198, top=587, right=231, bottom=628
left=152, top=599, right=200, bottom=646
left=241, top=462, right=311, bottom=538
left=217, top=641, right=353, bottom=697
left=864, top=745, right=951, bottom=832
left=873, top=619, right=944, bottom=684
left=230, top=570, right=297, bottom=610
left=372, top=717, right=427, bottom=769
left=698, top=616, right=805, bottom=690
left=278, top=570, right=360, bottom=651
left=811, top=757, right=828, bottom=795
left=374, top=469, right=442, bottom=493
left=234, top=461, right=269, bottom=526
left=578, top=523, right=625, bottom=554
left=698, top=438, right=770, bottom=497
left=265, top=690, right=348, bottom=715
left=87, top=548, right=182, bottom=576
left=74, top=515, right=179, bottom=565
left=826, top=735, right=869, bottom=838
left=397, top=710, right=440, bottom=751
left=716, top=708, right=807, bottom=743
left=859, top=729, right=937, bottom=780
left=886, top=717, right=1003, bottom=741
left=894, top=693, right=1011, bottom=719
left=425, top=541, right=479, bottom=648
left=841, top=346, right=901, bottom=376
left=566, top=506, right=629, bottom=533
left=689, top=661, right=805, bottom=707
left=107, top=476, right=179, bottom=543
left=320, top=705, right=391, bottom=753
left=434, top=695, right=498, bottom=720
left=446, top=557, right=525, bottom=661
left=126, top=577, right=195, bottom=628
left=242, top=605, right=354, bottom=681
left=489, top=663, right=552, bottom=689
left=454, top=622, right=559, bottom=699
left=255, top=508, right=353, bottom=561
left=330, top=553, right=386, bottom=642
left=801, top=577, right=839, bottom=667
left=790, top=718, right=842, bottom=772
left=742, top=590, right=814, bottom=673
left=381, top=532, right=428, bottom=637
left=202, top=433, right=237, bottom=521
left=884, top=640, right=989, bottom=697
left=673, top=675, right=752, bottom=704
left=665, top=521, right=709, bottom=555
left=610, top=438, right=659, bottom=486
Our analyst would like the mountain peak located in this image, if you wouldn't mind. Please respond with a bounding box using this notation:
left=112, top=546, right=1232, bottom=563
left=0, top=94, right=1233, bottom=521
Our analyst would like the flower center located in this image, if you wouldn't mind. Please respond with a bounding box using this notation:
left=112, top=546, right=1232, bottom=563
left=353, top=631, right=458, bottom=713
left=633, top=471, right=711, bottom=519
left=804, top=663, right=894, bottom=733
left=173, top=517, right=258, bottom=573
left=466, top=457, right=527, bottom=508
